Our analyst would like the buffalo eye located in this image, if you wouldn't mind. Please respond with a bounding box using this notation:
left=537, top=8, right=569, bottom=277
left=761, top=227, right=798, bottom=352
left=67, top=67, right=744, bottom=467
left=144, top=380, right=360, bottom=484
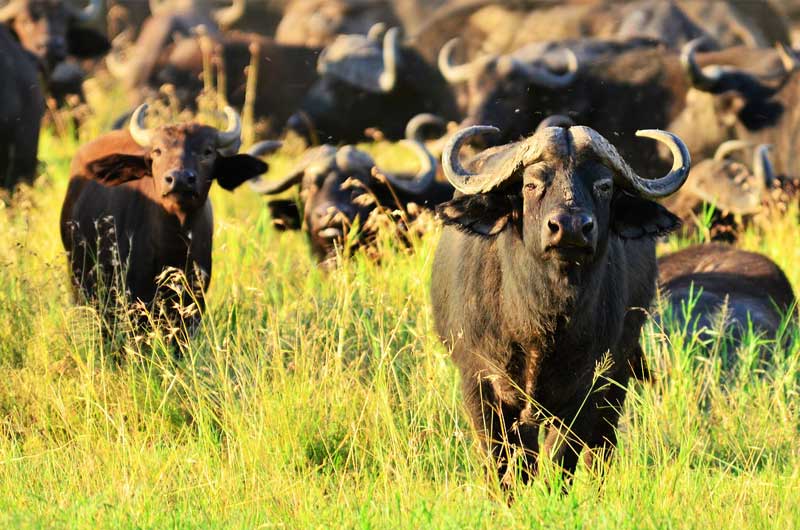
left=593, top=178, right=612, bottom=198
left=203, top=147, right=214, bottom=158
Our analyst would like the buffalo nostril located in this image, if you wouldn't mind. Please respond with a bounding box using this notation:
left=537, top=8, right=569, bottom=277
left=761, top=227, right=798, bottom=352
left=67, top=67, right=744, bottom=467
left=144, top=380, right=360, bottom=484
left=165, top=175, right=174, bottom=186
left=582, top=219, right=594, bottom=236
left=548, top=219, right=561, bottom=234
left=186, top=174, right=196, bottom=185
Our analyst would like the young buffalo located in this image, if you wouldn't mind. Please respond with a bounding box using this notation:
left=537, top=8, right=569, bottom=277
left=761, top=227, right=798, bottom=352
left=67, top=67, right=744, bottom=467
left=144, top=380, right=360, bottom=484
left=431, top=124, right=689, bottom=487
left=60, top=104, right=271, bottom=328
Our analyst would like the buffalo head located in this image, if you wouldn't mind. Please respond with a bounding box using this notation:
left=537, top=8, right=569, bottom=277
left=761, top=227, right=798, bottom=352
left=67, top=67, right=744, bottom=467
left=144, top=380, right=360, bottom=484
left=286, top=24, right=457, bottom=143
left=248, top=139, right=437, bottom=263
left=439, top=38, right=579, bottom=140
left=667, top=37, right=790, bottom=161
left=437, top=124, right=689, bottom=268
left=0, top=0, right=108, bottom=71
left=83, top=104, right=269, bottom=223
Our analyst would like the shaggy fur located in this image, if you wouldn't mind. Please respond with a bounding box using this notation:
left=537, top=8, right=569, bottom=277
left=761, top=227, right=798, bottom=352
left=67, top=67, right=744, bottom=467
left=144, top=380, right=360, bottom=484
left=431, top=129, right=682, bottom=485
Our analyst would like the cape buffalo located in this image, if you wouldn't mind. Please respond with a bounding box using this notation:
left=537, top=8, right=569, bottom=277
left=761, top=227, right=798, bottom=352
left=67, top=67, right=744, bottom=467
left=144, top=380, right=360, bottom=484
left=0, top=0, right=109, bottom=76
left=667, top=38, right=800, bottom=180
left=0, top=24, right=44, bottom=190
left=439, top=37, right=789, bottom=175
left=664, top=141, right=772, bottom=241
left=285, top=25, right=459, bottom=144
left=431, top=124, right=689, bottom=485
left=659, top=244, right=795, bottom=343
left=248, top=138, right=450, bottom=265
left=60, top=104, right=270, bottom=327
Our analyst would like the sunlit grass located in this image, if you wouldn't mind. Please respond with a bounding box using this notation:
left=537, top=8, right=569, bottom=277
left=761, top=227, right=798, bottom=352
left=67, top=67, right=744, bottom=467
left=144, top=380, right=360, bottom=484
left=0, top=100, right=798, bottom=527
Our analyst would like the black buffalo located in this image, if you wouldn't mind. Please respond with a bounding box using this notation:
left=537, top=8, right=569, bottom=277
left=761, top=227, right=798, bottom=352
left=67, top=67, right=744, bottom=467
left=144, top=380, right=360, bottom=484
left=667, top=38, right=800, bottom=181
left=60, top=104, right=269, bottom=328
left=431, top=124, right=690, bottom=485
left=440, top=36, right=789, bottom=175
left=285, top=25, right=459, bottom=144
left=0, top=0, right=109, bottom=87
left=659, top=244, right=795, bottom=343
left=0, top=24, right=44, bottom=190
left=248, top=139, right=451, bottom=265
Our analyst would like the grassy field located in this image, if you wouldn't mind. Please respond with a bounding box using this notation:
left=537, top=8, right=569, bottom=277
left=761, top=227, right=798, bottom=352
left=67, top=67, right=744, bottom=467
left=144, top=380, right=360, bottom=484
left=1, top=98, right=800, bottom=528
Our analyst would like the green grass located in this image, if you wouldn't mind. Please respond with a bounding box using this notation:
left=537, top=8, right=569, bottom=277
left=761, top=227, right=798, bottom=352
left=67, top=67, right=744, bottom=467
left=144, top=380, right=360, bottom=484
left=0, top=103, right=799, bottom=528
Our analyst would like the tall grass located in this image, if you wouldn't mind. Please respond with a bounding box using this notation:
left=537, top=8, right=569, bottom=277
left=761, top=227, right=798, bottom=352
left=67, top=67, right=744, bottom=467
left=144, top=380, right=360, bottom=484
left=0, top=104, right=798, bottom=528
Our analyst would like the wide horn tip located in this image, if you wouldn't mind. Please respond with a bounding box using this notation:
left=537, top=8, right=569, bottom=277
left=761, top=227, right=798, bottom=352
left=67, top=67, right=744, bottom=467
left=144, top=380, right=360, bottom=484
left=128, top=103, right=154, bottom=147
left=635, top=129, right=691, bottom=171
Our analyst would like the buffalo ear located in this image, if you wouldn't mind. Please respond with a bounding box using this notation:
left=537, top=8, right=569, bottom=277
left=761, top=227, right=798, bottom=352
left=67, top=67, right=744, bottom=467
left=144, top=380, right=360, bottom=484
left=436, top=193, right=519, bottom=237
left=85, top=154, right=151, bottom=185
left=612, top=193, right=681, bottom=239
left=214, top=154, right=268, bottom=191
left=267, top=199, right=302, bottom=231
left=66, top=27, right=111, bottom=58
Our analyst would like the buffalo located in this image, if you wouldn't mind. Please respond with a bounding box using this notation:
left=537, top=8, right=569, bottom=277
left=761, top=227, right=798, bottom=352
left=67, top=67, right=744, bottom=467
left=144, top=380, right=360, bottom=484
left=659, top=244, right=795, bottom=343
left=0, top=24, right=44, bottom=190
left=285, top=25, right=459, bottom=144
left=248, top=139, right=449, bottom=265
left=60, top=104, right=270, bottom=327
left=667, top=38, right=800, bottom=180
left=439, top=36, right=789, bottom=175
left=0, top=0, right=109, bottom=89
left=431, top=124, right=690, bottom=485
left=664, top=141, right=772, bottom=241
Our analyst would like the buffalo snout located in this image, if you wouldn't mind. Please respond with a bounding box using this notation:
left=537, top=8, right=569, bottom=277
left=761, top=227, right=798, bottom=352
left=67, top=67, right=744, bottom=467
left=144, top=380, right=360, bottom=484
left=163, top=169, right=198, bottom=196
left=543, top=210, right=596, bottom=253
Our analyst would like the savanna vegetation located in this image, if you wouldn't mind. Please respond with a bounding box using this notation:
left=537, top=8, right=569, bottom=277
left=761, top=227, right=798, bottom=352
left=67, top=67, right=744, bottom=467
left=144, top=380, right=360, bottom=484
left=1, top=78, right=799, bottom=528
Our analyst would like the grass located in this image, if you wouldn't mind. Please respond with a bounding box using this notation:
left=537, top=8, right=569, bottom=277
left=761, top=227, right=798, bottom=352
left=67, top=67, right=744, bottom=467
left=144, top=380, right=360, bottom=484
left=0, top=98, right=799, bottom=528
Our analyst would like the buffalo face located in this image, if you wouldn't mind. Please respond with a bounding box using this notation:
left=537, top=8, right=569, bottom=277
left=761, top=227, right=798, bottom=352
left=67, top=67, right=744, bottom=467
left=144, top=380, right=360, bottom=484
left=249, top=141, right=437, bottom=264
left=84, top=104, right=267, bottom=223
left=437, top=125, right=688, bottom=276
left=1, top=0, right=108, bottom=72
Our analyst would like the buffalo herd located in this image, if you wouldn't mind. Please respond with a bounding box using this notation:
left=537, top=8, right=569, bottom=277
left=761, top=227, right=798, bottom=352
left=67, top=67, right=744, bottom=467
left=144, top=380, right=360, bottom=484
left=3, top=0, right=799, bottom=491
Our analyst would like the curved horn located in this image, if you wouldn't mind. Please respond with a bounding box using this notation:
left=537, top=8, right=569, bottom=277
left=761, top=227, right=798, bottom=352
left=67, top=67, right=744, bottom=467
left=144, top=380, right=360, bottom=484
left=70, top=0, right=101, bottom=23
left=0, top=2, right=21, bottom=22
left=149, top=0, right=170, bottom=15
left=571, top=127, right=690, bottom=199
left=213, top=0, right=246, bottom=29
left=378, top=140, right=437, bottom=195
left=754, top=144, right=775, bottom=187
left=681, top=37, right=720, bottom=91
left=713, top=139, right=752, bottom=162
left=247, top=173, right=302, bottom=195
left=496, top=48, right=578, bottom=88
left=405, top=113, right=446, bottom=142
left=129, top=103, right=154, bottom=147
left=535, top=114, right=574, bottom=133
left=776, top=43, right=800, bottom=74
left=438, top=38, right=494, bottom=84
left=105, top=50, right=133, bottom=79
left=378, top=27, right=399, bottom=92
left=367, top=22, right=386, bottom=41
left=215, top=106, right=242, bottom=150
left=441, top=125, right=503, bottom=194
left=248, top=145, right=335, bottom=194
left=248, top=140, right=282, bottom=158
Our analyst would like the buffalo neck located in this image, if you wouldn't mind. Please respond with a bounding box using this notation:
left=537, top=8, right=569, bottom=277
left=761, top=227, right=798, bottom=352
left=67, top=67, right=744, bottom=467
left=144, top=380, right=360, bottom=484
left=496, top=229, right=610, bottom=340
